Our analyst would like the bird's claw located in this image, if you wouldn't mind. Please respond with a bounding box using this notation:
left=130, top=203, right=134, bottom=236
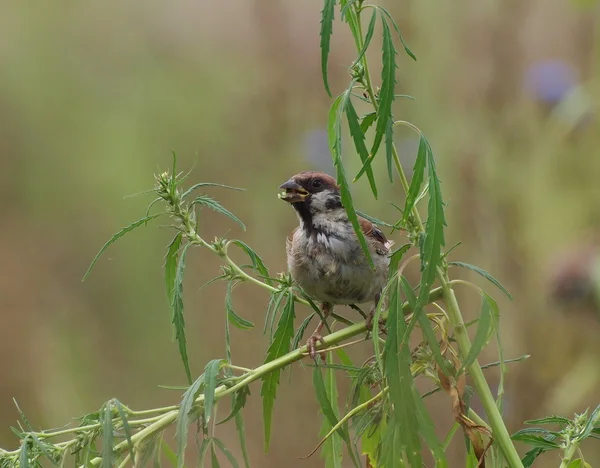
left=307, top=333, right=326, bottom=361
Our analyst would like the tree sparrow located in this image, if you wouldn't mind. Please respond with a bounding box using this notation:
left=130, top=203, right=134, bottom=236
left=278, top=171, right=393, bottom=359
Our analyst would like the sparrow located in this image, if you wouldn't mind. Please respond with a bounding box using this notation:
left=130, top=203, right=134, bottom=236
left=278, top=171, right=393, bottom=359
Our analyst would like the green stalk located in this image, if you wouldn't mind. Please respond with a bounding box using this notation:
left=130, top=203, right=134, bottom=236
left=353, top=6, right=523, bottom=467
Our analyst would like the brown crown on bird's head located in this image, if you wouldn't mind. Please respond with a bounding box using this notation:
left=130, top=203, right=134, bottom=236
left=278, top=171, right=339, bottom=204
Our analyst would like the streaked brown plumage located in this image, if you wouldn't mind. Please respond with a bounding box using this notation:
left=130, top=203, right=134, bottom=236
left=278, top=171, right=393, bottom=359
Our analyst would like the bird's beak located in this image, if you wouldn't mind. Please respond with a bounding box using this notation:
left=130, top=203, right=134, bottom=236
left=278, top=179, right=309, bottom=203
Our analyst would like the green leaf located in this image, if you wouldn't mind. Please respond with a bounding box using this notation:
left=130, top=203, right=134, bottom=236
left=30, top=433, right=59, bottom=466
left=211, top=442, right=221, bottom=468
left=19, top=437, right=29, bottom=468
left=261, top=292, right=296, bottom=451
left=458, top=294, right=493, bottom=375
left=511, top=433, right=560, bottom=449
left=370, top=16, right=396, bottom=160
left=385, top=116, right=395, bottom=183
left=313, top=366, right=350, bottom=444
left=355, top=211, right=395, bottom=229
left=376, top=6, right=417, bottom=60
left=204, top=359, right=224, bottom=424
left=213, top=438, right=239, bottom=468
left=192, top=196, right=246, bottom=231
left=402, top=135, right=427, bottom=226
left=114, top=400, right=135, bottom=465
left=264, top=289, right=287, bottom=339
left=524, top=416, right=571, bottom=426
left=198, top=437, right=212, bottom=467
left=176, top=373, right=205, bottom=468
left=384, top=277, right=421, bottom=467
left=400, top=276, right=449, bottom=375
left=320, top=0, right=336, bottom=97
left=82, top=214, right=160, bottom=281
left=165, top=233, right=183, bottom=339
left=235, top=411, right=251, bottom=468
left=448, top=262, right=513, bottom=300
left=218, top=386, right=250, bottom=426
left=388, top=243, right=411, bottom=276
left=347, top=99, right=378, bottom=198
left=318, top=354, right=344, bottom=468
left=567, top=459, right=592, bottom=468
left=292, top=313, right=315, bottom=351
left=416, top=138, right=446, bottom=313
left=351, top=9, right=377, bottom=69
left=181, top=182, right=245, bottom=199
left=328, top=88, right=374, bottom=268
left=173, top=243, right=193, bottom=384
left=226, top=282, right=254, bottom=330
left=411, top=386, right=448, bottom=466
left=360, top=112, right=377, bottom=134
left=101, top=403, right=114, bottom=468
left=580, top=404, right=600, bottom=439
left=161, top=441, right=183, bottom=468
left=230, top=240, right=273, bottom=286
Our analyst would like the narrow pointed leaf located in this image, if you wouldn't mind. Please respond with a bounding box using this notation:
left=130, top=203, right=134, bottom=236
left=231, top=240, right=273, bottom=286
left=19, top=438, right=29, bottom=468
left=173, top=243, right=193, bottom=384
left=411, top=386, right=448, bottom=466
left=204, top=359, right=224, bottom=424
left=165, top=233, right=183, bottom=339
left=370, top=17, right=396, bottom=160
left=351, top=9, right=377, bottom=69
left=176, top=374, right=205, bottom=468
left=389, top=243, right=411, bottom=276
left=181, top=182, right=244, bottom=199
left=226, top=282, right=254, bottom=330
left=213, top=438, right=239, bottom=468
left=210, top=443, right=221, bottom=468
left=101, top=403, right=114, bottom=468
left=82, top=214, right=160, bottom=281
left=377, top=6, right=416, bottom=60
left=458, top=294, right=493, bottom=375
left=115, top=400, right=135, bottom=465
left=320, top=0, right=336, bottom=97
left=217, top=386, right=250, bottom=425
left=347, top=99, right=378, bottom=198
left=261, top=292, right=295, bottom=451
left=360, top=112, right=377, bottom=134
left=448, top=261, right=513, bottom=299
left=319, top=354, right=343, bottom=468
left=385, top=117, right=395, bottom=182
left=402, top=135, right=427, bottom=225
left=235, top=411, right=251, bottom=468
left=192, top=197, right=246, bottom=231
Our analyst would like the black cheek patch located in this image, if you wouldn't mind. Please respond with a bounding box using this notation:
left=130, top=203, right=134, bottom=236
left=325, top=196, right=343, bottom=210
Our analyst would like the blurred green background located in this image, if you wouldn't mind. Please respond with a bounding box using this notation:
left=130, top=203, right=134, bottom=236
left=1, top=0, right=600, bottom=466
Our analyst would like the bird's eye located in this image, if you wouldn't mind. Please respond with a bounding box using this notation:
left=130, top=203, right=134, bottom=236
left=311, top=179, right=323, bottom=189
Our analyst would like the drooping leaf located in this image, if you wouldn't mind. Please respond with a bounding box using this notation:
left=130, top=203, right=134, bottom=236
left=101, top=403, right=114, bottom=468
left=376, top=6, right=417, bottom=60
left=264, top=289, right=287, bottom=339
left=370, top=16, right=396, bottom=160
left=19, top=437, right=30, bottom=468
left=388, top=243, right=411, bottom=276
left=213, top=438, right=240, bottom=468
left=165, top=233, right=183, bottom=339
left=383, top=277, right=421, bottom=467
left=198, top=437, right=212, bottom=467
left=226, top=282, right=254, bottom=330
left=416, top=138, right=446, bottom=313
left=510, top=433, right=560, bottom=449
left=230, top=240, right=273, bottom=286
left=347, top=99, right=378, bottom=198
left=523, top=416, right=571, bottom=426
left=292, top=313, right=315, bottom=351
left=360, top=112, right=377, bottom=134
left=181, top=182, right=245, bottom=200
left=210, top=442, right=221, bottom=468
left=318, top=354, right=344, bottom=468
left=82, top=214, right=161, bottom=281
left=261, top=292, right=296, bottom=451
left=204, top=359, right=224, bottom=424
left=30, top=433, right=59, bottom=466
left=320, top=0, right=336, bottom=97
left=448, top=261, right=513, bottom=300
left=173, top=243, right=193, bottom=384
left=458, top=294, right=493, bottom=375
left=176, top=373, right=205, bottom=468
left=218, top=386, right=250, bottom=426
left=235, top=411, right=251, bottom=468
left=191, top=196, right=246, bottom=231
left=351, top=9, right=377, bottom=69
left=402, top=135, right=427, bottom=226
left=411, top=386, right=448, bottom=466
left=385, top=116, right=395, bottom=182
left=114, top=400, right=135, bottom=465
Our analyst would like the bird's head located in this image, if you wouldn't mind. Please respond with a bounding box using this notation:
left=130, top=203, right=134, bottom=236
left=278, top=171, right=342, bottom=213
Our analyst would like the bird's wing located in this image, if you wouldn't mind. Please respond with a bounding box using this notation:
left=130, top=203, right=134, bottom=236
left=359, top=216, right=394, bottom=253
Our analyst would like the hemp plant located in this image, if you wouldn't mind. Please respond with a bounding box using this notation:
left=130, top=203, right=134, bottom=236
left=1, top=2, right=599, bottom=468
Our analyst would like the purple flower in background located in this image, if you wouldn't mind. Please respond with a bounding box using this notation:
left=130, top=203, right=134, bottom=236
left=525, top=60, right=577, bottom=104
